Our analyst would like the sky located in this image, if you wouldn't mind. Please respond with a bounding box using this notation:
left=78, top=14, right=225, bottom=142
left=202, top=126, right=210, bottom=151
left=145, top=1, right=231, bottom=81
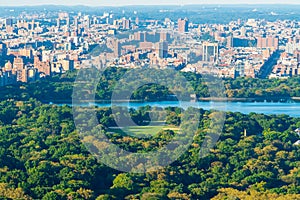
left=0, top=0, right=300, bottom=6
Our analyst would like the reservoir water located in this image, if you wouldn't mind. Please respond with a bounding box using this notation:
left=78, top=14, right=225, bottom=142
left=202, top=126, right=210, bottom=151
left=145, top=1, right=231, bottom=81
left=63, top=101, right=300, bottom=117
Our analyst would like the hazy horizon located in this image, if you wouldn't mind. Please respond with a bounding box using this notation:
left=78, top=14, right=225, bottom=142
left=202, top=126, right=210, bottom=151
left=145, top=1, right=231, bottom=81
left=0, top=0, right=300, bottom=7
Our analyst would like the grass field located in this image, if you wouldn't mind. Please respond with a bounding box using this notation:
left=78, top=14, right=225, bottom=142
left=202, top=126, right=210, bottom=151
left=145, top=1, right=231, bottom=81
left=108, top=125, right=180, bottom=137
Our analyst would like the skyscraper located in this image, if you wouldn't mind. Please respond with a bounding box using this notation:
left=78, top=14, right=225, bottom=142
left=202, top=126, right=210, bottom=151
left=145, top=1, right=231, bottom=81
left=156, top=41, right=168, bottom=59
left=178, top=18, right=189, bottom=33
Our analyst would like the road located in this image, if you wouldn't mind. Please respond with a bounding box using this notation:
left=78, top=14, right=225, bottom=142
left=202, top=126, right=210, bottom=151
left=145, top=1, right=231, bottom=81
left=258, top=50, right=282, bottom=79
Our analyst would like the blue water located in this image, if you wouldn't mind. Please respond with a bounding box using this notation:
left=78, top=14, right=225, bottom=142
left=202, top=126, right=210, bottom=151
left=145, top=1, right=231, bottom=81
left=63, top=101, right=300, bottom=117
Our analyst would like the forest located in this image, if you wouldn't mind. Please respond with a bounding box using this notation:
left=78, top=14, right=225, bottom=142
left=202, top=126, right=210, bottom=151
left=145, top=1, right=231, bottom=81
left=0, top=98, right=299, bottom=199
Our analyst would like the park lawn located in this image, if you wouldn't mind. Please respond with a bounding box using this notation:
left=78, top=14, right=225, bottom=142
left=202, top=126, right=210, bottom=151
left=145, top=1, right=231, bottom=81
left=108, top=125, right=180, bottom=136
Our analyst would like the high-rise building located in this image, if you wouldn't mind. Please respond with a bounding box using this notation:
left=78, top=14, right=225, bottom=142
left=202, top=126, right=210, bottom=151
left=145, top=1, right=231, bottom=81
left=84, top=16, right=91, bottom=29
left=27, top=68, right=38, bottom=82
left=74, top=17, right=79, bottom=30
left=61, top=60, right=74, bottom=72
left=13, top=57, right=25, bottom=82
left=134, top=31, right=146, bottom=42
left=227, top=37, right=256, bottom=48
left=135, top=17, right=139, bottom=25
left=17, top=20, right=29, bottom=29
left=139, top=42, right=154, bottom=50
left=59, top=12, right=69, bottom=19
left=65, top=42, right=75, bottom=51
left=66, top=17, right=70, bottom=28
left=160, top=32, right=171, bottom=42
left=202, top=42, right=219, bottom=62
left=240, top=26, right=246, bottom=37
left=5, top=18, right=13, bottom=27
left=13, top=57, right=24, bottom=70
left=17, top=66, right=38, bottom=83
left=146, top=32, right=160, bottom=43
left=295, top=50, right=300, bottom=63
left=122, top=19, right=131, bottom=30
left=57, top=19, right=61, bottom=28
left=114, top=40, right=121, bottom=57
left=19, top=48, right=33, bottom=59
left=4, top=61, right=13, bottom=72
left=30, top=20, right=35, bottom=30
left=156, top=41, right=168, bottom=58
left=227, top=36, right=233, bottom=48
left=178, top=18, right=189, bottom=33
left=257, top=36, right=279, bottom=49
left=106, top=14, right=115, bottom=25
left=286, top=42, right=300, bottom=54
left=0, top=70, right=16, bottom=86
left=34, top=55, right=51, bottom=76
left=0, top=42, right=7, bottom=58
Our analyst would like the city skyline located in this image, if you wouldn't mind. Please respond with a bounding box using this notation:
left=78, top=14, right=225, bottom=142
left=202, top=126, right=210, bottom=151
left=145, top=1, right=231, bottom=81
left=1, top=0, right=300, bottom=6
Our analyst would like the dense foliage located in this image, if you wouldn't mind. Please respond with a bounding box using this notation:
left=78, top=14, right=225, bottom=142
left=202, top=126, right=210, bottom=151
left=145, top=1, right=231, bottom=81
left=1, top=68, right=300, bottom=102
left=0, top=99, right=299, bottom=199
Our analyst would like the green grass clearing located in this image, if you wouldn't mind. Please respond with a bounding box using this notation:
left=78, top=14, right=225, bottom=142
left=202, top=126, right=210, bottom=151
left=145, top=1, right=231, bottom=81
left=108, top=125, right=180, bottom=137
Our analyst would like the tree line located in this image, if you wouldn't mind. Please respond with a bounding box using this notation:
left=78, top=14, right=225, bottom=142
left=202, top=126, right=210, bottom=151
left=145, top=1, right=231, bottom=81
left=1, top=68, right=300, bottom=102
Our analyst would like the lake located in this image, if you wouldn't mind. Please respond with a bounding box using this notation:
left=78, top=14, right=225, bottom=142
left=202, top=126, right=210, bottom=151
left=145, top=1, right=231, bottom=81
left=59, top=101, right=300, bottom=117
